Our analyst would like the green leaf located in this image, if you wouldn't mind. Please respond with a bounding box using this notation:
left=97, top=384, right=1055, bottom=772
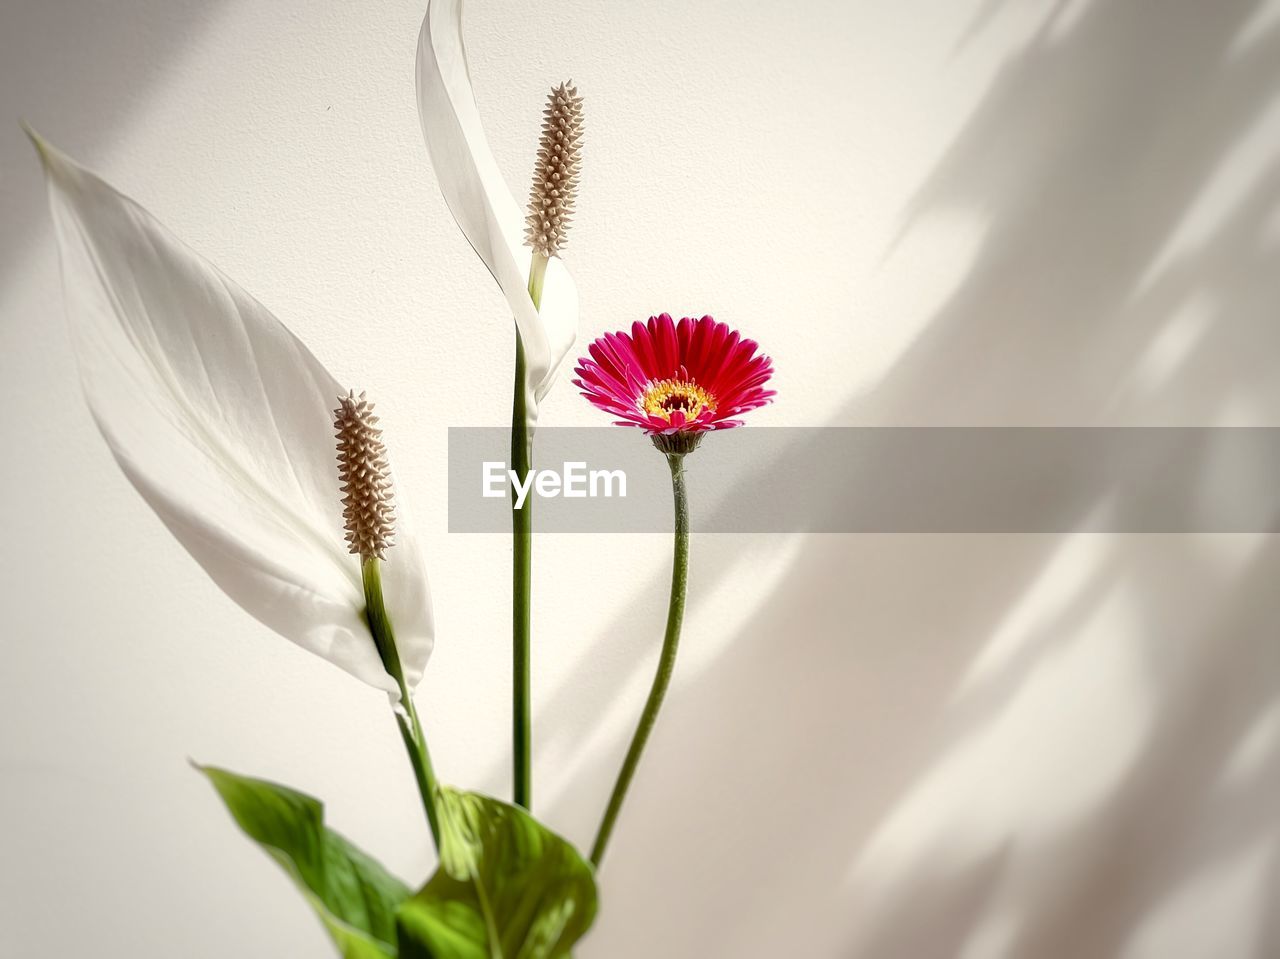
left=396, top=789, right=598, bottom=959
left=197, top=763, right=413, bottom=959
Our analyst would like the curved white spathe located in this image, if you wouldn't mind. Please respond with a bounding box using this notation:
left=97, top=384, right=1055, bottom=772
left=31, top=134, right=434, bottom=698
left=416, top=0, right=580, bottom=428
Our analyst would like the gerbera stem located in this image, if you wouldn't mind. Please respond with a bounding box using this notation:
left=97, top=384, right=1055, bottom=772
left=512, top=252, right=549, bottom=810
left=363, top=558, right=442, bottom=849
left=590, top=452, right=690, bottom=867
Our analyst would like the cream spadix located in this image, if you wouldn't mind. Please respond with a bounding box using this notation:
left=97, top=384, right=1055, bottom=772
left=525, top=82, right=584, bottom=260
left=416, top=0, right=581, bottom=430
left=334, top=390, right=396, bottom=562
left=30, top=133, right=433, bottom=698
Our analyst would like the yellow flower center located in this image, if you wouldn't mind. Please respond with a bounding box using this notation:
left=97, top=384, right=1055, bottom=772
left=640, top=378, right=717, bottom=421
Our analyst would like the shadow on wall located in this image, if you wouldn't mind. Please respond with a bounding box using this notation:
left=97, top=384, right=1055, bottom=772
left=0, top=0, right=220, bottom=294
left=534, top=0, right=1280, bottom=956
left=10, top=0, right=1280, bottom=955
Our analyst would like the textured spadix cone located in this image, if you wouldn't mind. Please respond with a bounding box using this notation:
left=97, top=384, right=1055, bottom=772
left=524, top=82, right=584, bottom=259
left=333, top=390, right=396, bottom=562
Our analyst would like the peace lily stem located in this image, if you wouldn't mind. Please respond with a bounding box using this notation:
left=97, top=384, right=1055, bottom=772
left=591, top=452, right=690, bottom=867
left=334, top=388, right=442, bottom=849
left=512, top=252, right=548, bottom=811
left=512, top=79, right=582, bottom=811
left=511, top=344, right=532, bottom=811
left=364, top=558, right=443, bottom=848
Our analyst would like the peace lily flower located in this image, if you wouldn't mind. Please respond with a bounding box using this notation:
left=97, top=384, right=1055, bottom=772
left=28, top=133, right=434, bottom=700
left=575, top=313, right=776, bottom=454
left=416, top=0, right=581, bottom=430
left=418, top=0, right=585, bottom=810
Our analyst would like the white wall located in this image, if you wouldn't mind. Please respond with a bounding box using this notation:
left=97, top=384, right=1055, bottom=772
left=3, top=0, right=1280, bottom=956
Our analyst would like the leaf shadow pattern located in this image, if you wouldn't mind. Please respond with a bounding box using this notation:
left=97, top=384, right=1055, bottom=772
left=0, top=0, right=224, bottom=300
left=517, top=0, right=1280, bottom=956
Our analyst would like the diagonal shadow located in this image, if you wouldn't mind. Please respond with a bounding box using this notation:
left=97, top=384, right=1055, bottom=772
left=7, top=0, right=1277, bottom=954
left=0, top=0, right=228, bottom=297
left=994, top=534, right=1280, bottom=958
left=516, top=0, right=1280, bottom=956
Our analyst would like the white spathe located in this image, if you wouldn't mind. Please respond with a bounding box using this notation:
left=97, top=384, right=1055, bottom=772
left=416, top=0, right=579, bottom=430
left=31, top=134, right=434, bottom=698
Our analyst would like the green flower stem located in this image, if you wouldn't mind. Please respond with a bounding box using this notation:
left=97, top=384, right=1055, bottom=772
left=363, top=557, right=442, bottom=849
left=590, top=452, right=690, bottom=867
left=512, top=252, right=549, bottom=811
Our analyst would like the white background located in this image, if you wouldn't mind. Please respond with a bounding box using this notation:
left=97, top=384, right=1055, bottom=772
left=4, top=0, right=1280, bottom=956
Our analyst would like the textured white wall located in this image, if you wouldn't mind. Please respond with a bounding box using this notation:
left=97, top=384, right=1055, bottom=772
left=3, top=0, right=1280, bottom=956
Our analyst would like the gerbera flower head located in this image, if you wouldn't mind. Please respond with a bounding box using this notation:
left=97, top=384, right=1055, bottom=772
left=574, top=314, right=775, bottom=455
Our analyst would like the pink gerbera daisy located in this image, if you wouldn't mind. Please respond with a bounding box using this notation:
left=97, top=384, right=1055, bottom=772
left=574, top=314, right=775, bottom=453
